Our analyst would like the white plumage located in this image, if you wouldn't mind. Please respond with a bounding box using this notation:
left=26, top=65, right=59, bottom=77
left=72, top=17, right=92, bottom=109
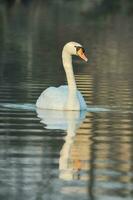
left=36, top=85, right=87, bottom=110
left=36, top=42, right=88, bottom=111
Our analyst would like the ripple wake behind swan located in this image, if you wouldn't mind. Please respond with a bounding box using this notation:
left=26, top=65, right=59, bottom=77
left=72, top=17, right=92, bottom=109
left=0, top=103, right=36, bottom=111
left=0, top=103, right=110, bottom=112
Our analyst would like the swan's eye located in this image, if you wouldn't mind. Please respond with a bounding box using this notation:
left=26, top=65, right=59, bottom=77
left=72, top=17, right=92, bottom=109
left=75, top=46, right=85, bottom=54
left=82, top=48, right=85, bottom=53
left=75, top=46, right=88, bottom=62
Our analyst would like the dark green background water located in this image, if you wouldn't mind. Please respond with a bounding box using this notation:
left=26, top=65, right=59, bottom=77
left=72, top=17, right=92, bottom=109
left=0, top=0, right=133, bottom=200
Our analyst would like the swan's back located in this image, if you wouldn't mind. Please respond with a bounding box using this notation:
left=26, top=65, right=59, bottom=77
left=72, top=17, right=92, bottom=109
left=36, top=86, right=87, bottom=111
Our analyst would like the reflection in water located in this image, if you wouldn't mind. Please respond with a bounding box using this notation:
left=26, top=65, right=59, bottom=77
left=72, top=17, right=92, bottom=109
left=37, top=109, right=86, bottom=130
left=37, top=109, right=86, bottom=181
left=89, top=112, right=133, bottom=200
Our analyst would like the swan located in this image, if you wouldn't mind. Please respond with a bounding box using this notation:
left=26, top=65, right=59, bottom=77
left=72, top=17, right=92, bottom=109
left=36, top=41, right=88, bottom=111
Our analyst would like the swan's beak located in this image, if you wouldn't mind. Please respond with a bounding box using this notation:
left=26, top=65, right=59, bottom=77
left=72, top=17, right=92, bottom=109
left=77, top=48, right=88, bottom=62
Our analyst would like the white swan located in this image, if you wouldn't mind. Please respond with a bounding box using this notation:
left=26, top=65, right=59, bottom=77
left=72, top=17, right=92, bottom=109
left=36, top=41, right=88, bottom=111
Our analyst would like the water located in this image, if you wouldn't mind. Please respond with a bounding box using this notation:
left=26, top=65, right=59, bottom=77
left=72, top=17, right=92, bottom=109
left=0, top=1, right=133, bottom=200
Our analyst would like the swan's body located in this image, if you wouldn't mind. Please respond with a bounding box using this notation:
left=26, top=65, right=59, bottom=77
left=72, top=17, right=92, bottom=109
left=36, top=85, right=87, bottom=110
left=36, top=42, right=88, bottom=111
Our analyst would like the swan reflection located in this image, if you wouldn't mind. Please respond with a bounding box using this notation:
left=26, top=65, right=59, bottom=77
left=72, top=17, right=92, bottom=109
left=36, top=108, right=87, bottom=180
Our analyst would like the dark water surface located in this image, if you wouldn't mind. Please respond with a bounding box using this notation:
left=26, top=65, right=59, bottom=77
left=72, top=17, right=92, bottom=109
left=0, top=1, right=133, bottom=200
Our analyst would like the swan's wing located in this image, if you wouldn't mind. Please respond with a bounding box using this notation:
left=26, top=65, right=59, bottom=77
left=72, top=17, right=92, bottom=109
left=36, top=86, right=87, bottom=110
left=36, top=86, right=68, bottom=110
left=77, top=90, right=87, bottom=110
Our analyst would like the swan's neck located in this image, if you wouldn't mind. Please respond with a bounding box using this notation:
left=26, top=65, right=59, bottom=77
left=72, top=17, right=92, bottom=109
left=62, top=49, right=80, bottom=110
left=62, top=50, right=77, bottom=91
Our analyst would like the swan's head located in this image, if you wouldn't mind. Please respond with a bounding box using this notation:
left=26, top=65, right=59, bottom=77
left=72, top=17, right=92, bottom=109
left=63, top=41, right=88, bottom=62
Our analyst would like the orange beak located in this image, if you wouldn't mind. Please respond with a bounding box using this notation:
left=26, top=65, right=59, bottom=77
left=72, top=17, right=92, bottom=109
left=77, top=48, right=88, bottom=62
